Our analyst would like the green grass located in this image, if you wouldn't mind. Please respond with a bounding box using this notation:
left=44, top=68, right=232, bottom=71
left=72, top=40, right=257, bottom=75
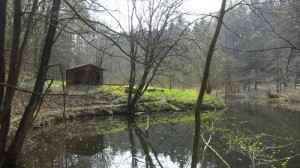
left=144, top=87, right=214, bottom=102
left=45, top=80, right=66, bottom=86
left=99, top=85, right=127, bottom=96
left=99, top=85, right=216, bottom=103
left=48, top=82, right=218, bottom=104
left=270, top=97, right=281, bottom=104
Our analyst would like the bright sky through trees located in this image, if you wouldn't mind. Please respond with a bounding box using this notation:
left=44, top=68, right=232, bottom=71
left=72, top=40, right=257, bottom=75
left=182, top=0, right=223, bottom=13
left=97, top=0, right=223, bottom=29
left=101, top=0, right=223, bottom=13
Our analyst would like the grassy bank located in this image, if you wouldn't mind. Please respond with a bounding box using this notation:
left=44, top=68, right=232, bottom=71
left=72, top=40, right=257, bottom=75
left=100, top=85, right=215, bottom=102
left=10, top=84, right=225, bottom=132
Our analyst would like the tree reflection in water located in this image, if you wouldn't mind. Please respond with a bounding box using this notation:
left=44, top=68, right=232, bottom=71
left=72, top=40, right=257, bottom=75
left=15, top=103, right=300, bottom=167
left=127, top=115, right=162, bottom=168
left=16, top=115, right=196, bottom=168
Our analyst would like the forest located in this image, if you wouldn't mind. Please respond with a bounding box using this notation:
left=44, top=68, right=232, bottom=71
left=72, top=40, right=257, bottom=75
left=1, top=0, right=300, bottom=167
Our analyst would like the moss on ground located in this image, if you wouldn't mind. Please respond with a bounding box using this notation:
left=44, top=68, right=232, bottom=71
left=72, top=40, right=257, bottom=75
left=99, top=85, right=215, bottom=102
left=270, top=97, right=281, bottom=104
left=11, top=84, right=225, bottom=132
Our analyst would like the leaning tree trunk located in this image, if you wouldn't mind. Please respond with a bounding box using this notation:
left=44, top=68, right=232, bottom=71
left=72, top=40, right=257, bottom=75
left=0, top=0, right=21, bottom=159
left=0, top=0, right=38, bottom=124
left=191, top=0, right=227, bottom=167
left=1, top=0, right=61, bottom=166
left=0, top=0, right=7, bottom=111
left=0, top=0, right=39, bottom=161
left=254, top=54, right=258, bottom=90
left=127, top=64, right=151, bottom=112
left=127, top=31, right=137, bottom=112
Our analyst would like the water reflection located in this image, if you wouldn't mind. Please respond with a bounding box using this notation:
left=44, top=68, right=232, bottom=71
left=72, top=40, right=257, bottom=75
left=16, top=102, right=300, bottom=168
left=65, top=135, right=105, bottom=156
left=223, top=102, right=300, bottom=168
left=125, top=115, right=195, bottom=167
left=17, top=116, right=197, bottom=168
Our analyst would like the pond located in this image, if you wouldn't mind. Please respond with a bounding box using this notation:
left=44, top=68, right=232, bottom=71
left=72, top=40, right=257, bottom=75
left=16, top=102, right=300, bottom=168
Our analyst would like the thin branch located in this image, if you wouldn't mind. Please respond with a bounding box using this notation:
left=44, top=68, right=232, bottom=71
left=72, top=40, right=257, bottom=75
left=225, top=0, right=246, bottom=13
left=201, top=134, right=230, bottom=168
left=248, top=2, right=299, bottom=50
left=220, top=43, right=296, bottom=52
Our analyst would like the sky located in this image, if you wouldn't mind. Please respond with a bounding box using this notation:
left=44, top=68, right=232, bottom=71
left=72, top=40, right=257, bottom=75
left=101, top=0, right=223, bottom=13
left=97, top=0, right=224, bottom=29
left=182, top=0, right=223, bottom=14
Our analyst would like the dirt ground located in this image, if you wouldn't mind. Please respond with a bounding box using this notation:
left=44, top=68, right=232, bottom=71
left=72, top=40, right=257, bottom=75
left=213, top=83, right=300, bottom=112
left=214, top=83, right=300, bottom=99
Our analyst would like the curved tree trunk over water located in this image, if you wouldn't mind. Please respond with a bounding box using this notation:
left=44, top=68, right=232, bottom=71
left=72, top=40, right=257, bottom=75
left=191, top=0, right=227, bottom=167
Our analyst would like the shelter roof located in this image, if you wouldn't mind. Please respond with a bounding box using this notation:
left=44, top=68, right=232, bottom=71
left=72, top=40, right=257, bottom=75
left=66, top=64, right=105, bottom=70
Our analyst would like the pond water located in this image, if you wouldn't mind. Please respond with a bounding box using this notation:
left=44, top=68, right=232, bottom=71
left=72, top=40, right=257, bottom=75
left=16, top=102, right=300, bottom=168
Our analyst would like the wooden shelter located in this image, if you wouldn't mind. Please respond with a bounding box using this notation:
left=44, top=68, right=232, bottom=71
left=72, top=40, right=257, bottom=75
left=66, top=64, right=104, bottom=85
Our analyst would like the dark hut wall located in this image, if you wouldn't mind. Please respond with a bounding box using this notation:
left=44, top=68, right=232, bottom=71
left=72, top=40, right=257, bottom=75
left=66, top=64, right=104, bottom=85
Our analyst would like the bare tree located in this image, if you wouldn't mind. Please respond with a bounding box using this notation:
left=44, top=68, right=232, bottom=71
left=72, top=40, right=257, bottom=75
left=63, top=0, right=191, bottom=112
left=191, top=0, right=227, bottom=167
left=125, top=0, right=190, bottom=111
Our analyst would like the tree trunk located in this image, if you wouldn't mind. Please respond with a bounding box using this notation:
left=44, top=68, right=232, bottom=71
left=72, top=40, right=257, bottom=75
left=0, top=108, right=10, bottom=160
left=127, top=31, right=137, bottom=112
left=247, top=80, right=251, bottom=91
left=276, top=55, right=280, bottom=93
left=0, top=0, right=38, bottom=124
left=127, top=118, right=137, bottom=167
left=0, top=0, right=22, bottom=160
left=276, top=76, right=280, bottom=93
left=0, top=0, right=7, bottom=110
left=0, top=0, right=39, bottom=160
left=130, top=117, right=155, bottom=168
left=0, top=0, right=21, bottom=123
left=206, top=78, right=212, bottom=94
left=169, top=76, right=173, bottom=90
left=294, top=73, right=298, bottom=89
left=1, top=0, right=61, bottom=166
left=191, top=0, right=227, bottom=167
left=254, top=53, right=258, bottom=90
left=127, top=65, right=151, bottom=112
left=254, top=75, right=258, bottom=90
